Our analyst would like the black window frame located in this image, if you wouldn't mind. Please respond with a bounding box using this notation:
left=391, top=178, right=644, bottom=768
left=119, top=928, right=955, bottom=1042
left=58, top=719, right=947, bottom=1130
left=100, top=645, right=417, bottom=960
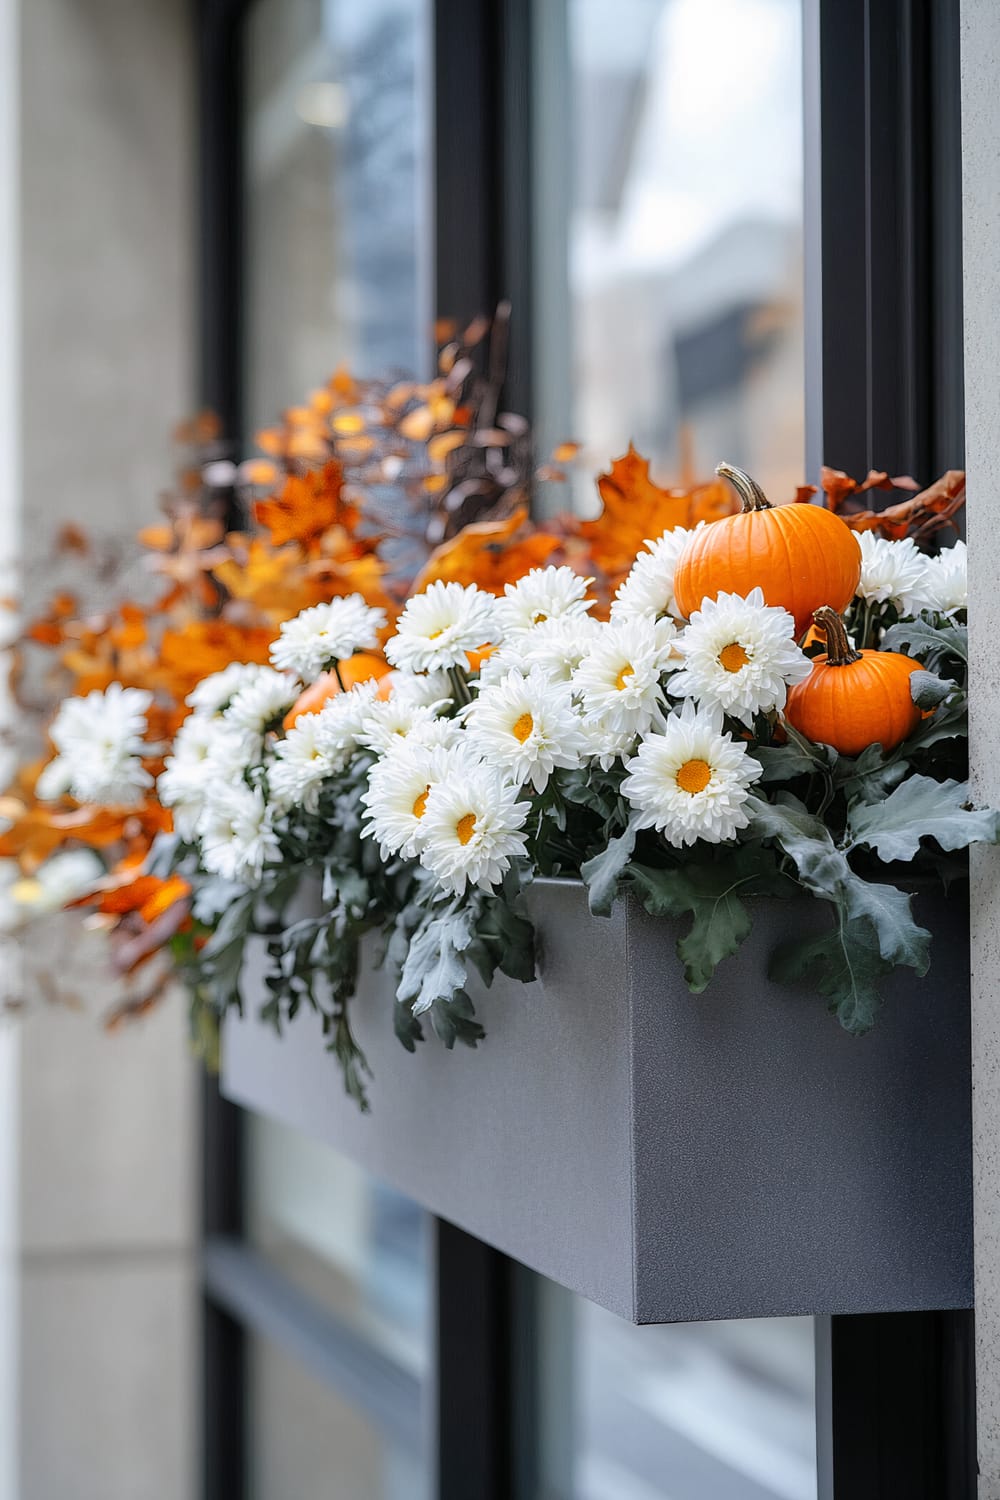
left=196, top=2, right=975, bottom=1497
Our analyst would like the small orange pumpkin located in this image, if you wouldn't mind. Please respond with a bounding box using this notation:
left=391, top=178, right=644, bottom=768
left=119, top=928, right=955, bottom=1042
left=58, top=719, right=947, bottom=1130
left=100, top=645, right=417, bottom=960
left=283, top=652, right=391, bottom=728
left=672, top=463, right=862, bottom=637
left=784, top=606, right=923, bottom=756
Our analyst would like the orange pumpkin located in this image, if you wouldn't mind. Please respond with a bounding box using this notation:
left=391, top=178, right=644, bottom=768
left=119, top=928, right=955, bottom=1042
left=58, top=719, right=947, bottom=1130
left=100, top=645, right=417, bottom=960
left=672, top=463, right=862, bottom=637
left=283, top=652, right=390, bottom=728
left=784, top=606, right=923, bottom=756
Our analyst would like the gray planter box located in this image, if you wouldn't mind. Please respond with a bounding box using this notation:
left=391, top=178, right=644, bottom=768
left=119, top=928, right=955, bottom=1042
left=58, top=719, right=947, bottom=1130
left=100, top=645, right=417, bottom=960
left=221, top=878, right=972, bottom=1324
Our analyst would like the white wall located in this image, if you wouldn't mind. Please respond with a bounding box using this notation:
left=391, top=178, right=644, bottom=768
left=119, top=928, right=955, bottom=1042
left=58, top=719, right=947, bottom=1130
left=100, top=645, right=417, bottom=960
left=14, top=3, right=198, bottom=1497
left=962, top=1, right=1000, bottom=1493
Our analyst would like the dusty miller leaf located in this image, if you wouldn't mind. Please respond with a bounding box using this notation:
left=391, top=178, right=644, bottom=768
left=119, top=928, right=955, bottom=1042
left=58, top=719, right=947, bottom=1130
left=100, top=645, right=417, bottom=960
left=396, top=902, right=478, bottom=1016
left=628, top=846, right=789, bottom=993
left=909, top=670, right=953, bottom=709
left=847, top=774, right=1000, bottom=862
left=769, top=915, right=892, bottom=1034
left=581, top=818, right=638, bottom=916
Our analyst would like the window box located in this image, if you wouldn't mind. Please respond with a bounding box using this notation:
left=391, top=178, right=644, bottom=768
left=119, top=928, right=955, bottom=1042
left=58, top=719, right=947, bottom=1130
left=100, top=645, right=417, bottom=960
left=221, top=878, right=972, bottom=1323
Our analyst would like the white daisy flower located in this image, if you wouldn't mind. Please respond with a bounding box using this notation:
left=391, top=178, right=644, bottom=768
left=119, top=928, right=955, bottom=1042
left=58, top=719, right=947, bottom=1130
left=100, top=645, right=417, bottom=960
left=36, top=683, right=154, bottom=807
left=186, top=662, right=262, bottom=717
left=856, top=533, right=930, bottom=615
left=478, top=615, right=603, bottom=687
left=418, top=761, right=529, bottom=895
left=159, top=714, right=246, bottom=840
left=358, top=697, right=448, bottom=756
left=385, top=581, right=498, bottom=673
left=916, top=540, right=967, bottom=617
left=268, top=713, right=344, bottom=813
left=464, top=668, right=587, bottom=792
left=494, top=566, right=594, bottom=637
left=621, top=700, right=762, bottom=847
left=311, top=681, right=380, bottom=770
left=611, top=525, right=703, bottom=624
left=577, top=716, right=640, bottom=773
left=361, top=740, right=460, bottom=859
left=572, top=617, right=676, bottom=740
left=668, top=587, right=810, bottom=726
left=198, top=781, right=280, bottom=887
left=223, top=666, right=300, bottom=753
left=384, top=669, right=454, bottom=708
left=269, top=595, right=387, bottom=681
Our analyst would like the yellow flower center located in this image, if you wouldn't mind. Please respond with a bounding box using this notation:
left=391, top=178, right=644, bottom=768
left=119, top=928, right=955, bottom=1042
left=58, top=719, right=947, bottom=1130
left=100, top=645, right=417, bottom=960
left=456, top=812, right=477, bottom=846
left=532, top=611, right=548, bottom=624
left=615, top=663, right=635, bottom=691
left=718, top=641, right=750, bottom=673
left=676, top=758, right=712, bottom=795
left=429, top=627, right=446, bottom=640
left=512, top=712, right=534, bottom=743
left=412, top=786, right=430, bottom=819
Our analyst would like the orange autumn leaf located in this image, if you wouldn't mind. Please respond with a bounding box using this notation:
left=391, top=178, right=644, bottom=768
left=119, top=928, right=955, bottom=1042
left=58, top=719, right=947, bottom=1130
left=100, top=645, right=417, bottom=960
left=254, top=461, right=352, bottom=546
left=73, top=871, right=191, bottom=925
left=581, top=446, right=737, bottom=581
left=0, top=799, right=171, bottom=871
left=412, top=507, right=562, bottom=594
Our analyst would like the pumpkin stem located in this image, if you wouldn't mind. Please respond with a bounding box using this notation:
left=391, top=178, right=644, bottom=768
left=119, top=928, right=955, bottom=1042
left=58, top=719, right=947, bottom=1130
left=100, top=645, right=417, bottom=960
left=813, top=605, right=862, bottom=666
left=716, top=462, right=772, bottom=512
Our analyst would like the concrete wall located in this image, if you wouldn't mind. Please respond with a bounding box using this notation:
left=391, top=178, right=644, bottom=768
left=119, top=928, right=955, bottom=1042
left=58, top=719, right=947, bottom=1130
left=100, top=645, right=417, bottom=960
left=962, top=1, right=1000, bottom=1493
left=15, top=3, right=198, bottom=1497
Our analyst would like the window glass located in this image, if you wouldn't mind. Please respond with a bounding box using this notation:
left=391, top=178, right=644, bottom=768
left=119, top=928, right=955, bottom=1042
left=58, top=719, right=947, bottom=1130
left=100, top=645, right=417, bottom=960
left=247, top=1115, right=429, bottom=1380
left=248, top=1331, right=428, bottom=1500
left=244, top=0, right=431, bottom=432
left=534, top=1285, right=817, bottom=1499
left=534, top=0, right=805, bottom=511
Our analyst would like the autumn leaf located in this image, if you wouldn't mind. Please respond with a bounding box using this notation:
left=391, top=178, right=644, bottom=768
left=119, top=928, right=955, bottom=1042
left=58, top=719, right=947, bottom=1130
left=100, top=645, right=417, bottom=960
left=580, top=445, right=737, bottom=581
left=255, top=461, right=352, bottom=546
left=412, top=507, right=562, bottom=593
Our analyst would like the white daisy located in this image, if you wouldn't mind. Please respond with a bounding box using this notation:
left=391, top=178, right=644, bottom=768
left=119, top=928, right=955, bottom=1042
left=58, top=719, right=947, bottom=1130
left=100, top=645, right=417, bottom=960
left=464, top=668, right=587, bottom=792
left=611, top=525, right=703, bottom=624
left=494, top=566, right=594, bottom=637
left=478, top=615, right=602, bottom=688
left=268, top=713, right=343, bottom=813
left=916, top=540, right=967, bottom=617
left=385, top=581, right=498, bottom=673
left=269, top=595, right=387, bottom=681
left=223, top=666, right=300, bottom=753
left=198, top=781, right=280, bottom=887
left=621, top=700, right=762, bottom=847
left=312, top=681, right=380, bottom=770
left=361, top=740, right=460, bottom=859
left=358, top=697, right=448, bottom=756
left=418, top=761, right=529, bottom=895
left=186, top=662, right=262, bottom=717
left=36, top=683, right=154, bottom=807
left=577, top=716, right=640, bottom=773
left=668, top=587, right=810, bottom=726
left=856, top=533, right=930, bottom=615
left=384, top=669, right=455, bottom=708
left=572, top=617, right=676, bottom=740
left=159, top=714, right=247, bottom=840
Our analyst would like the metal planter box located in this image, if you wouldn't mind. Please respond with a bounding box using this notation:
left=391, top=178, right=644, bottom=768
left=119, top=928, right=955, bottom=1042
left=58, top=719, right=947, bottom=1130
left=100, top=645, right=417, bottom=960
left=221, top=878, right=972, bottom=1324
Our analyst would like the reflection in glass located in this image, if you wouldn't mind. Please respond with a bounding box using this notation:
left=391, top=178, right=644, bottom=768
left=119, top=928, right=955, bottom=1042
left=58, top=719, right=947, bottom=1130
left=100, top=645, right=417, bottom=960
left=249, top=1332, right=427, bottom=1500
left=248, top=1114, right=429, bottom=1380
left=535, top=0, right=805, bottom=509
left=244, top=0, right=431, bottom=432
left=536, top=1287, right=817, bottom=1500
